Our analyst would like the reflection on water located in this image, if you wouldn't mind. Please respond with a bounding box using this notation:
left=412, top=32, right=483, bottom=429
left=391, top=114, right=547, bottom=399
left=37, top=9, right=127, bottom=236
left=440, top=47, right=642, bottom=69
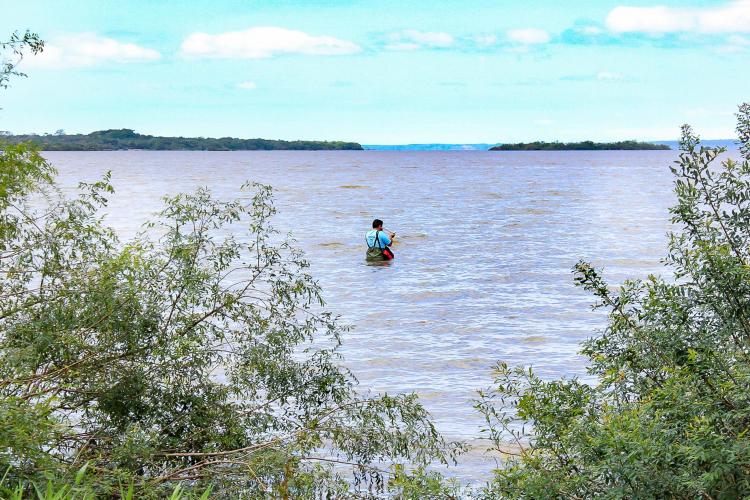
left=45, top=149, right=696, bottom=481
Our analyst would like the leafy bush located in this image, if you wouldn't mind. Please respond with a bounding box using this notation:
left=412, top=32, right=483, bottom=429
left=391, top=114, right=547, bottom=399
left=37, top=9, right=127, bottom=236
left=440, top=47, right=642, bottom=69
left=0, top=144, right=458, bottom=497
left=476, top=104, right=750, bottom=499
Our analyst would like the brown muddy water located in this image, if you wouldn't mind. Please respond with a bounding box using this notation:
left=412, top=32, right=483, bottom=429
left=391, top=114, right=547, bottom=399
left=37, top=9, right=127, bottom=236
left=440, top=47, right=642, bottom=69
left=45, top=149, right=689, bottom=481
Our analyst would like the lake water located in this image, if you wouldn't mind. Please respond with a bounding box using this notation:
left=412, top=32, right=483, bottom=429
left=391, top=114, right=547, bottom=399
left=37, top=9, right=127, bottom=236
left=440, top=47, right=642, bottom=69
left=45, top=150, right=683, bottom=480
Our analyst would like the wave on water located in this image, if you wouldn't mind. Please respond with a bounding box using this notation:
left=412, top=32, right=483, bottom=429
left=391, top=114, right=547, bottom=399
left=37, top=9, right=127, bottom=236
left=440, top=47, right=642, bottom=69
left=402, top=289, right=464, bottom=301
left=362, top=356, right=494, bottom=371
left=399, top=232, right=428, bottom=240
left=521, top=335, right=547, bottom=343
left=508, top=207, right=552, bottom=216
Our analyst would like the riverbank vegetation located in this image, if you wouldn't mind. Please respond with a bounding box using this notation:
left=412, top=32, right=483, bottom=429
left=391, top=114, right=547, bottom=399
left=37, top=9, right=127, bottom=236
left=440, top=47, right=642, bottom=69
left=1, top=128, right=364, bottom=151
left=476, top=105, right=750, bottom=498
left=1, top=133, right=463, bottom=499
left=490, top=140, right=670, bottom=151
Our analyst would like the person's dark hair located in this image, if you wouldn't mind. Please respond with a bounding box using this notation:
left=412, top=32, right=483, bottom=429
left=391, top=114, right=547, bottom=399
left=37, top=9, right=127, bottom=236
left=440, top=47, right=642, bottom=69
left=372, top=219, right=383, bottom=229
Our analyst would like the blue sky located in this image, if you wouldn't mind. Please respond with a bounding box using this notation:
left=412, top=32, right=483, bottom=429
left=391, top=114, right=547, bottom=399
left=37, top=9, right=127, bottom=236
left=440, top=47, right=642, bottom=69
left=1, top=0, right=748, bottom=143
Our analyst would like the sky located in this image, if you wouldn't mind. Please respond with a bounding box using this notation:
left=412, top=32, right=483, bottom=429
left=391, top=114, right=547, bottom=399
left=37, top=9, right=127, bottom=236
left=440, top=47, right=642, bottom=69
left=1, top=0, right=749, bottom=143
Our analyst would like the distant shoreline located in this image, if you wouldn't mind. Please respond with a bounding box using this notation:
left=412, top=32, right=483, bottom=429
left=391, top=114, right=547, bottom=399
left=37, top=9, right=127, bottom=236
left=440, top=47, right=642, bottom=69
left=366, top=140, right=737, bottom=151
left=364, top=143, right=498, bottom=151
left=6, top=132, right=738, bottom=152
left=2, top=129, right=363, bottom=151
left=490, top=141, right=670, bottom=151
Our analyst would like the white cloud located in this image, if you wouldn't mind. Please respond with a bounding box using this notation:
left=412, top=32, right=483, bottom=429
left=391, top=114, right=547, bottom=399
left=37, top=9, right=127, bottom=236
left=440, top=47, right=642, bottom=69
left=384, top=30, right=454, bottom=50
left=597, top=71, right=624, bottom=81
left=405, top=30, right=454, bottom=47
left=607, top=1, right=750, bottom=34
left=473, top=34, right=498, bottom=48
left=180, top=27, right=360, bottom=59
left=385, top=42, right=421, bottom=51
left=27, top=33, right=161, bottom=69
left=237, top=81, right=257, bottom=90
left=506, top=28, right=550, bottom=45
left=581, top=26, right=604, bottom=35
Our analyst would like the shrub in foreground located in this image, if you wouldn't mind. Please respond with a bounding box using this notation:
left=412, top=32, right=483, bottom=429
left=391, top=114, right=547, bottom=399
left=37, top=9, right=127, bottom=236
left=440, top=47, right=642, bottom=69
left=477, top=104, right=750, bottom=498
left=0, top=144, right=459, bottom=497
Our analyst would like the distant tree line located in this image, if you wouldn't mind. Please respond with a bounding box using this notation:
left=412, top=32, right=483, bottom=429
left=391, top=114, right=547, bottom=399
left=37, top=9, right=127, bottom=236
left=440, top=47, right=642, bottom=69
left=3, top=128, right=364, bottom=151
left=490, top=140, right=670, bottom=151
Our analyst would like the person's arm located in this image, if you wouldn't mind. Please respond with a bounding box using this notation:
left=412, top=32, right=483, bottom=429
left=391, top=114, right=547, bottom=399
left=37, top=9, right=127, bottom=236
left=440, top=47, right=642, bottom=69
left=380, top=232, right=392, bottom=246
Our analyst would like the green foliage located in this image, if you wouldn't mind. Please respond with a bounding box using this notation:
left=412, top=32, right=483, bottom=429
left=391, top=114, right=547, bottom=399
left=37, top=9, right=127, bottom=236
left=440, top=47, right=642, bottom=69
left=0, top=470, right=211, bottom=500
left=490, top=140, right=670, bottom=151
left=0, top=141, right=456, bottom=497
left=388, top=465, right=467, bottom=499
left=477, top=103, right=750, bottom=498
left=0, top=30, right=44, bottom=90
left=3, top=129, right=364, bottom=151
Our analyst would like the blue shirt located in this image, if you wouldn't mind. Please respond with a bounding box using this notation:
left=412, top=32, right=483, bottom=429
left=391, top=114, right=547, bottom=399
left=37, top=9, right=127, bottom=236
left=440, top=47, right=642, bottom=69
left=366, top=230, right=391, bottom=248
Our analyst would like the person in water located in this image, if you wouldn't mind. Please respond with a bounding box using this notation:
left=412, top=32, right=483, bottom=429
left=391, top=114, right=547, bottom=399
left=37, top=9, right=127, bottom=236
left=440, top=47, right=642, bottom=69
left=365, top=219, right=395, bottom=261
